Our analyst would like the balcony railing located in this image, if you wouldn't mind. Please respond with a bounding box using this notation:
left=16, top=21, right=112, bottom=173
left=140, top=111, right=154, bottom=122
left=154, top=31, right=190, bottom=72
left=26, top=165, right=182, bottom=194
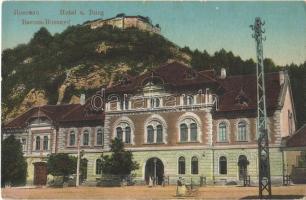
left=105, top=93, right=218, bottom=112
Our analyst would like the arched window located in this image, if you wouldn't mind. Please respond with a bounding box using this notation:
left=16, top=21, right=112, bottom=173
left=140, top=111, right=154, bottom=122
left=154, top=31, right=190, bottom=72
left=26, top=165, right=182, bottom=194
left=178, top=156, right=186, bottom=174
left=69, top=131, right=76, bottom=146
left=180, top=124, right=188, bottom=142
left=156, top=125, right=163, bottom=143
left=218, top=122, right=227, bottom=142
left=35, top=136, right=40, bottom=150
left=116, top=127, right=123, bottom=141
left=115, top=121, right=134, bottom=144
left=125, top=127, right=131, bottom=144
left=96, top=159, right=102, bottom=175
left=238, top=121, right=247, bottom=141
left=190, top=123, right=197, bottom=142
left=43, top=136, right=48, bottom=150
left=147, top=125, right=154, bottom=144
left=191, top=156, right=199, bottom=174
left=96, top=128, right=103, bottom=146
left=238, top=155, right=249, bottom=180
left=219, top=156, right=227, bottom=175
left=83, top=130, right=89, bottom=146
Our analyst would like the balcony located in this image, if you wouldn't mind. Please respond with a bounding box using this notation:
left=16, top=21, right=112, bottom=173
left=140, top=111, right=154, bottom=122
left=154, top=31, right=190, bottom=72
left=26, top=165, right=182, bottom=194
left=105, top=93, right=217, bottom=113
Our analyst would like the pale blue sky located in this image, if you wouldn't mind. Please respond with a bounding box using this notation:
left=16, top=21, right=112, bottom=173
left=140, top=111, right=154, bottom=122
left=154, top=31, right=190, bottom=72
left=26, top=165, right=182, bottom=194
left=2, top=1, right=306, bottom=65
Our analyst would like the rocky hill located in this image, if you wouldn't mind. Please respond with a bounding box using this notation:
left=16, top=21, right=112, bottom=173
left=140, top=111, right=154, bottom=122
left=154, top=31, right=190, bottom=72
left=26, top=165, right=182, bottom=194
left=2, top=24, right=191, bottom=122
left=2, top=22, right=305, bottom=128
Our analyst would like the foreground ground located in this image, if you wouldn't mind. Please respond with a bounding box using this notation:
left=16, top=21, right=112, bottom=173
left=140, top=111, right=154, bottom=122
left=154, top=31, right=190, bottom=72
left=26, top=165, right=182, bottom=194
left=2, top=185, right=306, bottom=199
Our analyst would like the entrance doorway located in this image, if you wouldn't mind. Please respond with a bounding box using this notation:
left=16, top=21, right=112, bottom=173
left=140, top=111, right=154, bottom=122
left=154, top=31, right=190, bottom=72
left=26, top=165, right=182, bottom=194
left=33, top=162, right=47, bottom=185
left=238, top=155, right=249, bottom=180
left=145, top=157, right=164, bottom=185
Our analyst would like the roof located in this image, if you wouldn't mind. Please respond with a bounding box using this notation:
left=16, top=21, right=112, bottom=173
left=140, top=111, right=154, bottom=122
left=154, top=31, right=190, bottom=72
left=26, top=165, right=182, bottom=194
left=106, top=61, right=282, bottom=113
left=3, top=103, right=103, bottom=129
left=106, top=61, right=219, bottom=93
left=3, top=61, right=285, bottom=129
left=217, top=72, right=281, bottom=112
left=286, top=124, right=306, bottom=148
left=60, top=102, right=104, bottom=123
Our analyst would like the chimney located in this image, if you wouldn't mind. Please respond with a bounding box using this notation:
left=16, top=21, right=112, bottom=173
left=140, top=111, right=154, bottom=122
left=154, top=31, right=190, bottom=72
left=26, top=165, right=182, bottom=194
left=220, top=68, right=227, bottom=79
left=80, top=94, right=85, bottom=105
left=279, top=70, right=286, bottom=85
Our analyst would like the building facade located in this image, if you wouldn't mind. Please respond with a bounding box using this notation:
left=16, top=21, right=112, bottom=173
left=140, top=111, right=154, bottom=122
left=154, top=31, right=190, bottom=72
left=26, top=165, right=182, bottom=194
left=2, top=61, right=298, bottom=186
left=84, top=14, right=161, bottom=34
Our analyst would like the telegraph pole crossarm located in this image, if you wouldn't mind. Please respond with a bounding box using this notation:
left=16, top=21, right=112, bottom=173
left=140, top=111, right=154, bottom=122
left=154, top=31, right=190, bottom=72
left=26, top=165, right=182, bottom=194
left=250, top=17, right=272, bottom=198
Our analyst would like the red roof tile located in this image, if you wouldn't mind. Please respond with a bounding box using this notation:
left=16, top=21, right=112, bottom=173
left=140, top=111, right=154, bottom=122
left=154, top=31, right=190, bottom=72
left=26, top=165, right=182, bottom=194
left=106, top=61, right=218, bottom=93
left=4, top=104, right=79, bottom=128
left=59, top=102, right=104, bottom=122
left=3, top=62, right=284, bottom=129
left=217, top=72, right=281, bottom=112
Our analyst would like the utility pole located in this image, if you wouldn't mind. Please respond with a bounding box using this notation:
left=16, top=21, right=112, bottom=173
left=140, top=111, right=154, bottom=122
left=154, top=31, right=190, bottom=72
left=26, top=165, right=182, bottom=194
left=76, top=135, right=80, bottom=187
left=250, top=17, right=272, bottom=198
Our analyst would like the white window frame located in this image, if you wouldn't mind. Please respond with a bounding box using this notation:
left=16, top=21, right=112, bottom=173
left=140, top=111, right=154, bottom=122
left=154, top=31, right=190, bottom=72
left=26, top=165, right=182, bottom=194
left=33, top=134, right=50, bottom=151
left=219, top=156, right=228, bottom=175
left=237, top=120, right=248, bottom=142
left=217, top=120, right=230, bottom=143
left=191, top=156, right=199, bottom=175
left=177, top=112, right=202, bottom=143
left=113, top=117, right=135, bottom=145
left=144, top=114, right=168, bottom=144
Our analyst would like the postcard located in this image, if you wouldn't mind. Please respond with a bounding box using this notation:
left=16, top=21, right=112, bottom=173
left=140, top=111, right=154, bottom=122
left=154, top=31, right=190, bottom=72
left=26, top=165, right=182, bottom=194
left=1, top=1, right=306, bottom=199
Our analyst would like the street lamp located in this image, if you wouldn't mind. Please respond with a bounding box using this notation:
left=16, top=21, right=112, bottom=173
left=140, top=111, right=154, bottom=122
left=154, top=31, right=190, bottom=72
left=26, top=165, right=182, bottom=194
left=76, top=134, right=80, bottom=187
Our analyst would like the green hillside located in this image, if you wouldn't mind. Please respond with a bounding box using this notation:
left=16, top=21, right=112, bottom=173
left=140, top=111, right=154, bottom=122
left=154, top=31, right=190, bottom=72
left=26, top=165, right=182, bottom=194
left=2, top=23, right=305, bottom=128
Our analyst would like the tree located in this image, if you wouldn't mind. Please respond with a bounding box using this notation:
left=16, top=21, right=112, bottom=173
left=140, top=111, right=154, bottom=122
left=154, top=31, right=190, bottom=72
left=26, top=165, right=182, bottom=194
left=100, top=138, right=139, bottom=175
left=47, top=153, right=77, bottom=182
left=1, top=135, right=27, bottom=187
left=30, top=27, right=53, bottom=48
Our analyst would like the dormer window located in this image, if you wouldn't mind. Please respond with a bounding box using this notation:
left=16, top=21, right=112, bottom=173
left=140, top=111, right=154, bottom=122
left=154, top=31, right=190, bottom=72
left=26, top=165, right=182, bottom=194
left=151, top=97, right=160, bottom=108
left=183, top=95, right=194, bottom=105
left=120, top=98, right=129, bottom=110
left=235, top=89, right=249, bottom=106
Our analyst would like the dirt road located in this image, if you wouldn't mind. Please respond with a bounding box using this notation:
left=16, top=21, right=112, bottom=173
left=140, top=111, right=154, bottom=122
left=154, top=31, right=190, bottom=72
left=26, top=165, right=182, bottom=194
left=2, top=185, right=306, bottom=199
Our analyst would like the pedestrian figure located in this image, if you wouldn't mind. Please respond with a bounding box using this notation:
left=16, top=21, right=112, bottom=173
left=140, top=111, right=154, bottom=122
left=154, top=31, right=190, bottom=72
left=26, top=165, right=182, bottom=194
left=176, top=177, right=187, bottom=196
left=148, top=176, right=153, bottom=187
